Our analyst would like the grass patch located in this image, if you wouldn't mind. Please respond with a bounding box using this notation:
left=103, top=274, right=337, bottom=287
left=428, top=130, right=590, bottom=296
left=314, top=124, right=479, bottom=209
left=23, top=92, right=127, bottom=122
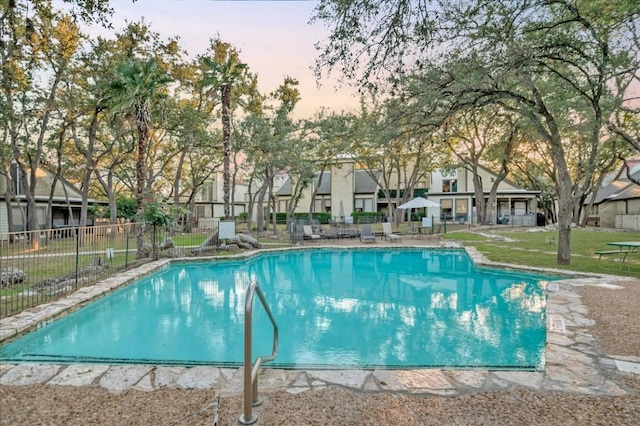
left=442, top=228, right=640, bottom=277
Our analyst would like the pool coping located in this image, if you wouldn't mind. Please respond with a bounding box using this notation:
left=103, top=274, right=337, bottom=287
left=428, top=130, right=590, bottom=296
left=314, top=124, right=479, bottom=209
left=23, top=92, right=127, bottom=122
left=1, top=244, right=639, bottom=397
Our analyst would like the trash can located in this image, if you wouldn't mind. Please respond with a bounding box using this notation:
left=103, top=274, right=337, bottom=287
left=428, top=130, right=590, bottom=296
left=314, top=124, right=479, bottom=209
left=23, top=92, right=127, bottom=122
left=536, top=213, right=547, bottom=226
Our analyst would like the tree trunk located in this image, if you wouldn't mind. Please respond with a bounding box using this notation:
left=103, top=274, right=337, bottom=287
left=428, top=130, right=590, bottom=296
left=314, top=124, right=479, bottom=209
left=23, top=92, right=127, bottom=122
left=221, top=84, right=232, bottom=219
left=135, top=111, right=149, bottom=259
left=172, top=147, right=188, bottom=236
left=256, top=180, right=268, bottom=234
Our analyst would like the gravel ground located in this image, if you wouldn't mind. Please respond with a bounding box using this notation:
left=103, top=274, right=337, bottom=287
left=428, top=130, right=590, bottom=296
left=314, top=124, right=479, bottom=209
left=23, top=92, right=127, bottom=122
left=1, top=279, right=639, bottom=426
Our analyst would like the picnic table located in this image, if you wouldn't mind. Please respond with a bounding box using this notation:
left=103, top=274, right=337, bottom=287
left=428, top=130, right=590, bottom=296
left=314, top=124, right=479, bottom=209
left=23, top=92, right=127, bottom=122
left=596, top=241, right=640, bottom=262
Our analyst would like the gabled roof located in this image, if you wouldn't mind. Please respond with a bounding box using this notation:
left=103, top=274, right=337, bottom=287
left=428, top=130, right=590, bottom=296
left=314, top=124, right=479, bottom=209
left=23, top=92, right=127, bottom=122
left=277, top=171, right=332, bottom=196
left=586, top=163, right=640, bottom=204
left=354, top=170, right=379, bottom=194
left=275, top=178, right=292, bottom=196
left=610, top=183, right=640, bottom=201
left=0, top=166, right=89, bottom=203
left=276, top=169, right=380, bottom=197
left=474, top=164, right=523, bottom=191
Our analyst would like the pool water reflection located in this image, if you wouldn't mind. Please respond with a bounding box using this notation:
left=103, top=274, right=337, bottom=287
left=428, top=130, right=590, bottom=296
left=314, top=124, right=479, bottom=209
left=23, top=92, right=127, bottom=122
left=1, top=249, right=550, bottom=370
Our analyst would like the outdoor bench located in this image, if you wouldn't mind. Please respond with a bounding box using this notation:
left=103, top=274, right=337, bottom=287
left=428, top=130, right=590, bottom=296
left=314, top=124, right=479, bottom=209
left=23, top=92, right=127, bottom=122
left=594, top=250, right=622, bottom=260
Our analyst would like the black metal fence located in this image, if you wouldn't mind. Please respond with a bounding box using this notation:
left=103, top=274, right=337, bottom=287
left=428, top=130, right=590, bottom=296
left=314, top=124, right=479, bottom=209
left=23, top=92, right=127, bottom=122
left=0, top=217, right=467, bottom=319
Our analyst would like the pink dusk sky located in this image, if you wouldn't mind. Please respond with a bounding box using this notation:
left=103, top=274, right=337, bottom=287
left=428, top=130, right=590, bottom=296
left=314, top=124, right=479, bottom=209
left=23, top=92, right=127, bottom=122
left=66, top=0, right=361, bottom=119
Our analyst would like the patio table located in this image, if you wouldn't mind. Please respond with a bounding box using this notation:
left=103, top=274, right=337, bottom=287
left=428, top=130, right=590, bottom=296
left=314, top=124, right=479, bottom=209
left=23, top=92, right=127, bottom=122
left=605, top=241, right=640, bottom=262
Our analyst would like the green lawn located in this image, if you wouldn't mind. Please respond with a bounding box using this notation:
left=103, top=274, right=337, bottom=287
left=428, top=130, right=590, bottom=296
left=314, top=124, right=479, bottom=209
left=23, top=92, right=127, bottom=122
left=3, top=225, right=638, bottom=318
left=441, top=228, right=640, bottom=277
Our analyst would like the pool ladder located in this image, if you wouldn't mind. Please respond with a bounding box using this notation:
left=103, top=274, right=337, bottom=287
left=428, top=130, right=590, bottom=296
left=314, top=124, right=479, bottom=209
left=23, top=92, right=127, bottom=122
left=239, top=281, right=279, bottom=425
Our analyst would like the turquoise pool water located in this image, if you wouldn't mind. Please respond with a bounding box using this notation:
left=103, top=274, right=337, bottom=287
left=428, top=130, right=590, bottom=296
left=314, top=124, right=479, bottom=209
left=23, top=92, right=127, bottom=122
left=1, top=249, right=550, bottom=369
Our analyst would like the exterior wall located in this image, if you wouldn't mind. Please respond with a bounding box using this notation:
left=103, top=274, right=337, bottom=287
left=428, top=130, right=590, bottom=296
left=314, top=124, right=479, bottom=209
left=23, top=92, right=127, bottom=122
left=331, top=161, right=355, bottom=219
left=296, top=179, right=316, bottom=214
left=598, top=200, right=639, bottom=228
left=433, top=168, right=511, bottom=193
left=627, top=199, right=640, bottom=214
left=195, top=173, right=231, bottom=203
left=273, top=161, right=538, bottom=225
left=431, top=169, right=453, bottom=192
left=193, top=173, right=250, bottom=220
left=193, top=202, right=246, bottom=220
left=429, top=169, right=464, bottom=221
left=354, top=195, right=375, bottom=213
left=382, top=158, right=430, bottom=190
left=231, top=183, right=249, bottom=216
left=616, top=214, right=640, bottom=230
left=600, top=209, right=617, bottom=228
left=36, top=172, right=80, bottom=199
left=0, top=168, right=92, bottom=232
left=3, top=168, right=83, bottom=201
left=0, top=203, right=7, bottom=234
left=458, top=167, right=520, bottom=192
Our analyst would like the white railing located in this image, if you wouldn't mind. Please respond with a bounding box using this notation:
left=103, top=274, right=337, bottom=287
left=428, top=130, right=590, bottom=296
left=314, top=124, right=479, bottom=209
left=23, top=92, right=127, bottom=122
left=239, top=281, right=279, bottom=425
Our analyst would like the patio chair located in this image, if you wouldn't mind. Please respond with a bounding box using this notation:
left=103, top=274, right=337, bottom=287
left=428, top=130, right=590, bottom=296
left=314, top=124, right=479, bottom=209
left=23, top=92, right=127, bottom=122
left=360, top=225, right=376, bottom=243
left=382, top=222, right=401, bottom=241
left=303, top=225, right=321, bottom=240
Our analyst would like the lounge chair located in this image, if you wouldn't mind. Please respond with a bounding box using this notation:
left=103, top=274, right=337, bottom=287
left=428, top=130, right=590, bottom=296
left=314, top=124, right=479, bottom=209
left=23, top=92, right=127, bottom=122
left=360, top=225, right=376, bottom=243
left=382, top=222, right=401, bottom=241
left=303, top=225, right=321, bottom=240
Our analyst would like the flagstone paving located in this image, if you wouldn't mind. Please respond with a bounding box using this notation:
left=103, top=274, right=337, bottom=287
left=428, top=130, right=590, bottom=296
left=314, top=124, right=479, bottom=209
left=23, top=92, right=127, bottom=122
left=2, top=243, right=639, bottom=401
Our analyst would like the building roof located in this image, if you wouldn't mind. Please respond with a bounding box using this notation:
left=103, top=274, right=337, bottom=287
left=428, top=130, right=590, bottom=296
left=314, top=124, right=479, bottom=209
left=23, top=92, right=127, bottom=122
left=276, top=171, right=332, bottom=196
left=316, top=171, right=332, bottom=194
left=475, top=163, right=523, bottom=191
left=354, top=170, right=379, bottom=194
left=277, top=169, right=380, bottom=197
left=586, top=164, right=640, bottom=204
left=0, top=167, right=91, bottom=204
left=610, top=183, right=640, bottom=201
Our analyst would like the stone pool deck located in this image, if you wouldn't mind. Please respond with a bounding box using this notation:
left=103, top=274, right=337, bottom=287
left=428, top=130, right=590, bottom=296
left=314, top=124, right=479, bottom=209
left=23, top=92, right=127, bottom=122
left=2, top=243, right=639, bottom=406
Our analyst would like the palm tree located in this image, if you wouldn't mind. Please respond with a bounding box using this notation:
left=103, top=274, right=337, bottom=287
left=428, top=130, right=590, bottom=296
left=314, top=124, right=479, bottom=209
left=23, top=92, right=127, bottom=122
left=201, top=49, right=247, bottom=219
left=106, top=58, right=171, bottom=257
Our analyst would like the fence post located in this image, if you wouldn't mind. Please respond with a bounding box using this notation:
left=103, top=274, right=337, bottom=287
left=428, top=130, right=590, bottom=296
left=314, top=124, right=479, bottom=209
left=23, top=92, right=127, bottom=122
left=75, top=228, right=80, bottom=290
left=152, top=223, right=158, bottom=261
left=125, top=226, right=130, bottom=269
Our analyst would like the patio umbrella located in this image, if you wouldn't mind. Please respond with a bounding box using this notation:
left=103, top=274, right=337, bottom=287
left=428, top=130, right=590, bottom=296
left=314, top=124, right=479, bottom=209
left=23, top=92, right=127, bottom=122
left=397, top=197, right=440, bottom=227
left=397, top=197, right=440, bottom=210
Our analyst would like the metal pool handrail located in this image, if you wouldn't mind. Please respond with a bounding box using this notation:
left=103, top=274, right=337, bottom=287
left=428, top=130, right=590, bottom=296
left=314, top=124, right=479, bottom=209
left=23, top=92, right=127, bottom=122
left=239, top=280, right=279, bottom=425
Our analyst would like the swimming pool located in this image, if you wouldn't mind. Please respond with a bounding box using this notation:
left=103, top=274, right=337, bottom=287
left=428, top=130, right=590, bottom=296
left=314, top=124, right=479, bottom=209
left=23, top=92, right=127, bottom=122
left=0, top=248, right=550, bottom=370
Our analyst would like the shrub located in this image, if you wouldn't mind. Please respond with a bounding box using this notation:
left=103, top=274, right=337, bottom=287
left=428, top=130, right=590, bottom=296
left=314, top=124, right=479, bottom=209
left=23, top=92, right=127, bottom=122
left=291, top=212, right=331, bottom=224
left=352, top=212, right=383, bottom=224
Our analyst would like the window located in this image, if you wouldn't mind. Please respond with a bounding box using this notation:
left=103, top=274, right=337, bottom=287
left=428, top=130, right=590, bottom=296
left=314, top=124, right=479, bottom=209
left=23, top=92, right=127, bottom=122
left=355, top=198, right=374, bottom=212
left=441, top=199, right=453, bottom=220
left=442, top=179, right=457, bottom=193
left=455, top=199, right=468, bottom=222
left=200, top=183, right=215, bottom=202
left=196, top=206, right=205, bottom=218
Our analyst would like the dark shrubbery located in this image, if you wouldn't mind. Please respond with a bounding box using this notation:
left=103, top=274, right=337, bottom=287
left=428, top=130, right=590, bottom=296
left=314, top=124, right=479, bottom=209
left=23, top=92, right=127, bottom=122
left=352, top=212, right=383, bottom=224
left=266, top=212, right=331, bottom=224
left=292, top=212, right=331, bottom=224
